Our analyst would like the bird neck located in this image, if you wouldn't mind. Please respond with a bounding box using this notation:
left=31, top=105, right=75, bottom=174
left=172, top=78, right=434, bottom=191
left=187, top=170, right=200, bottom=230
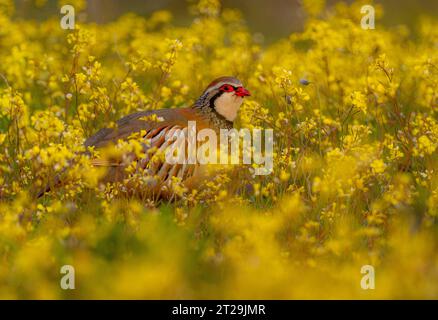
left=193, top=94, right=234, bottom=130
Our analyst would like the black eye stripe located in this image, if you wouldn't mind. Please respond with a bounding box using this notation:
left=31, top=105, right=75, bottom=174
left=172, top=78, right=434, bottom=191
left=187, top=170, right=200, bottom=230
left=220, top=85, right=238, bottom=92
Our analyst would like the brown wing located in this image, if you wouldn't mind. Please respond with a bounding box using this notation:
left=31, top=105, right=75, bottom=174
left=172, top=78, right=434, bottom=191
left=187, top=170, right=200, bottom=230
left=85, top=107, right=207, bottom=148
left=86, top=107, right=209, bottom=195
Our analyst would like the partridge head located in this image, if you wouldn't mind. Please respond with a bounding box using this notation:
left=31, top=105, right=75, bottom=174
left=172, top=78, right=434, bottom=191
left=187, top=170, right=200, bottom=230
left=194, top=76, right=250, bottom=123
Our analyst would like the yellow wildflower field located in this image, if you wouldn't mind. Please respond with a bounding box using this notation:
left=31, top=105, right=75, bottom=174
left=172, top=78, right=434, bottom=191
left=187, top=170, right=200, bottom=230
left=0, top=0, right=437, bottom=299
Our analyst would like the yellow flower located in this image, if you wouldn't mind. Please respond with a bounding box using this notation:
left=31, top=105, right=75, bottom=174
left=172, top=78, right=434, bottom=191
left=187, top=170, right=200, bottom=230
left=279, top=170, right=290, bottom=181
left=350, top=91, right=367, bottom=114
left=371, top=159, right=386, bottom=174
left=418, top=135, right=436, bottom=156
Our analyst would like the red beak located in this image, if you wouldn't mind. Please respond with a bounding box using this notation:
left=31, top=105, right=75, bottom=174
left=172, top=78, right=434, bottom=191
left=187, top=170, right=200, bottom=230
left=236, top=86, right=251, bottom=97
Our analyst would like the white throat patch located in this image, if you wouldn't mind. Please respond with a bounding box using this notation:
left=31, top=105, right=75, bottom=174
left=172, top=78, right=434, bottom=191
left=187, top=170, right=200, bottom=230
left=214, top=91, right=243, bottom=122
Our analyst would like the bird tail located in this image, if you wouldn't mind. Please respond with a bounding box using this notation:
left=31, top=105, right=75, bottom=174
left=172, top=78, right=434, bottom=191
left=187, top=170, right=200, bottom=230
left=37, top=155, right=121, bottom=198
left=37, top=174, right=63, bottom=198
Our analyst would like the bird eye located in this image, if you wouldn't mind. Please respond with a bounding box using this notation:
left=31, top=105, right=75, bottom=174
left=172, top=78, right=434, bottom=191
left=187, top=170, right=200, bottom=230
left=221, top=85, right=234, bottom=92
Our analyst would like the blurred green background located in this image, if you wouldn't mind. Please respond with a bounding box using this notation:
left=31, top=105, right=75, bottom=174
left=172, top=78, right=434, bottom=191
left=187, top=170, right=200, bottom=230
left=14, top=0, right=438, bottom=42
